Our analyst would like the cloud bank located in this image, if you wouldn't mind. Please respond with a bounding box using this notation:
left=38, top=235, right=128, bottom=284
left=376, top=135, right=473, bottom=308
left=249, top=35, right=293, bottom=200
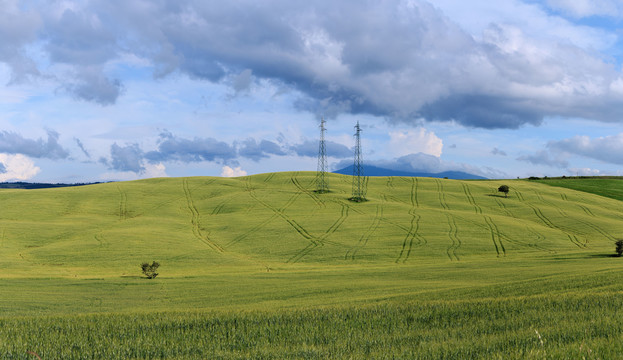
left=2, top=0, right=623, bottom=129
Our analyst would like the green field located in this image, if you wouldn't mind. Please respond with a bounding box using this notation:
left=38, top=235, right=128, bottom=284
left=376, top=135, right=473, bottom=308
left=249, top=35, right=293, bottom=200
left=1, top=173, right=622, bottom=358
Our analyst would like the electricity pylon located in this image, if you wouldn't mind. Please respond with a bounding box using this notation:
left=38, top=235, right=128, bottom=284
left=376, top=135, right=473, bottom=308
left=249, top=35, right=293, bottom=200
left=350, top=121, right=366, bottom=202
left=315, top=117, right=329, bottom=193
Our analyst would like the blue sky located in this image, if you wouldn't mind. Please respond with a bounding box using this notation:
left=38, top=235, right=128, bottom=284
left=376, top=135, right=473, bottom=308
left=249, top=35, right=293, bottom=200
left=1, top=0, right=623, bottom=182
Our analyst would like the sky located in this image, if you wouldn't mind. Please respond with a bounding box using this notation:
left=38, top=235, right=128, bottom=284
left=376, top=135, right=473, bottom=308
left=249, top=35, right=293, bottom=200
left=1, top=0, right=623, bottom=182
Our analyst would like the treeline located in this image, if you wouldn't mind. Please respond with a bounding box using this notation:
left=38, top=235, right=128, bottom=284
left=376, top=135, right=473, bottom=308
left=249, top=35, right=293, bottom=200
left=0, top=182, right=104, bottom=189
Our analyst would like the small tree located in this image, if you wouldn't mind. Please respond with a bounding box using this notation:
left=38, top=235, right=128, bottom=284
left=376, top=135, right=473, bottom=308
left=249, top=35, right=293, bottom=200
left=615, top=240, right=623, bottom=257
left=498, top=185, right=510, bottom=198
left=141, top=261, right=160, bottom=279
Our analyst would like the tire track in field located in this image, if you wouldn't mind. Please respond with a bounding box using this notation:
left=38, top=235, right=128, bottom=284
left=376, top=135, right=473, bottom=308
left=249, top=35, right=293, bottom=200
left=117, top=186, right=129, bottom=220
left=435, top=179, right=450, bottom=210
left=534, top=190, right=601, bottom=247
left=445, top=213, right=461, bottom=261
left=494, top=197, right=513, bottom=217
left=346, top=204, right=382, bottom=260
left=516, top=190, right=585, bottom=249
left=211, top=201, right=226, bottom=216
left=386, top=176, right=394, bottom=189
left=245, top=183, right=322, bottom=262
left=411, top=178, right=419, bottom=208
left=289, top=202, right=350, bottom=263
left=462, top=183, right=482, bottom=214
left=394, top=181, right=426, bottom=264
left=291, top=175, right=325, bottom=208
left=484, top=215, right=506, bottom=257
left=182, top=179, right=224, bottom=253
left=263, top=173, right=276, bottom=183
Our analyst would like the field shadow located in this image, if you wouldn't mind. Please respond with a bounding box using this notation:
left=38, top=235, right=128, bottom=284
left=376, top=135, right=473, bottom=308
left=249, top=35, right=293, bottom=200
left=587, top=254, right=620, bottom=258
left=487, top=194, right=510, bottom=198
left=120, top=275, right=145, bottom=279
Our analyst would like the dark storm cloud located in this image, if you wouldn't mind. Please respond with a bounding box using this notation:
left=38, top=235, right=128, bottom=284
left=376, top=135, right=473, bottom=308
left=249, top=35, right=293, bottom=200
left=145, top=132, right=237, bottom=163
left=4, top=1, right=623, bottom=125
left=290, top=140, right=351, bottom=158
left=0, top=130, right=69, bottom=159
left=109, top=143, right=144, bottom=173
left=238, top=138, right=286, bottom=161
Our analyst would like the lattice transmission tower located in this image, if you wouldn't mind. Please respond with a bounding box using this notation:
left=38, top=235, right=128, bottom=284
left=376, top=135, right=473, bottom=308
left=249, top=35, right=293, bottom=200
left=350, top=121, right=366, bottom=202
left=315, top=117, right=329, bottom=193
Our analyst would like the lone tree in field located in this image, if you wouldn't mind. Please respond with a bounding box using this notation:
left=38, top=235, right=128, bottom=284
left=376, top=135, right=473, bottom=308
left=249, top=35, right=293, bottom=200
left=498, top=185, right=510, bottom=198
left=615, top=240, right=623, bottom=257
left=141, top=261, right=160, bottom=279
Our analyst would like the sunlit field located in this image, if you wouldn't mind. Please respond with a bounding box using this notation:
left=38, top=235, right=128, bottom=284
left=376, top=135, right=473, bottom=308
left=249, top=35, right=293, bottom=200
left=1, top=173, right=622, bottom=358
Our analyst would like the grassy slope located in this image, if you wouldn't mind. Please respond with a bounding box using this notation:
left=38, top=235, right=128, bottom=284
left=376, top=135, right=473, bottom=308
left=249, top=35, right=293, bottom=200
left=1, top=173, right=623, bottom=358
left=535, top=176, right=623, bottom=201
left=0, top=172, right=621, bottom=314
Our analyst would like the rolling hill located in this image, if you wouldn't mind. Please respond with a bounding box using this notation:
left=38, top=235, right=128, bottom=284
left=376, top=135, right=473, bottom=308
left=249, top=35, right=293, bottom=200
left=1, top=172, right=623, bottom=358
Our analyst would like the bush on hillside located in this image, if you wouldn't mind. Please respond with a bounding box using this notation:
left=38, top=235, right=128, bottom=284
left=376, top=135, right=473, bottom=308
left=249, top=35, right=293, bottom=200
left=615, top=240, right=623, bottom=257
left=498, top=185, right=510, bottom=198
left=141, top=261, right=160, bottom=279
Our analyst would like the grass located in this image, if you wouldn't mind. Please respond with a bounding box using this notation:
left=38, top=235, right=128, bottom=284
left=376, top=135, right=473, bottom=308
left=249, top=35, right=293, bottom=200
left=1, top=172, right=622, bottom=358
left=533, top=176, right=623, bottom=201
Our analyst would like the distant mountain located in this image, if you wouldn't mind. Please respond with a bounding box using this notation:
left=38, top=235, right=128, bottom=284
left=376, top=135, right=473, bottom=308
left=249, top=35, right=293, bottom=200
left=333, top=165, right=487, bottom=180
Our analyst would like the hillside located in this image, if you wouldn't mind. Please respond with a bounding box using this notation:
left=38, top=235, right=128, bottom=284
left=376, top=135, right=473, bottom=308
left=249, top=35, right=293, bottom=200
left=0, top=172, right=620, bottom=277
left=2, top=172, right=623, bottom=358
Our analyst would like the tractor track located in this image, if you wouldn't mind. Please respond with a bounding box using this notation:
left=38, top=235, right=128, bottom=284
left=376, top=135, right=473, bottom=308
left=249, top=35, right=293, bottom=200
left=394, top=181, right=426, bottom=264
left=435, top=179, right=450, bottom=210
left=117, top=186, right=129, bottom=220
left=484, top=215, right=506, bottom=257
left=291, top=176, right=325, bottom=208
left=346, top=204, right=382, bottom=260
left=182, top=179, right=224, bottom=253
left=462, top=183, right=482, bottom=214
left=445, top=214, right=461, bottom=261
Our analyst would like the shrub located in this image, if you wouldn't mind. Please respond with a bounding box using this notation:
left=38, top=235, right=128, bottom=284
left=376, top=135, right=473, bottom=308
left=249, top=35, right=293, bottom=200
left=141, top=261, right=160, bottom=279
left=498, top=185, right=510, bottom=198
left=615, top=240, right=623, bottom=257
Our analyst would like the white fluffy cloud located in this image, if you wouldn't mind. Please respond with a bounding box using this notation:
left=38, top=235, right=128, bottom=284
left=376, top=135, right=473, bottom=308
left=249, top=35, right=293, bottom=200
left=221, top=166, right=247, bottom=177
left=0, top=153, right=40, bottom=181
left=388, top=128, right=443, bottom=157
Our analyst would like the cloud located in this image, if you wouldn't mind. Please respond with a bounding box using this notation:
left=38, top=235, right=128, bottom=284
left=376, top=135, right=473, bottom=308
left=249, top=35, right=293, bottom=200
left=516, top=150, right=569, bottom=168
left=74, top=137, right=90, bottom=158
left=62, top=66, right=123, bottom=105
left=145, top=131, right=237, bottom=163
left=2, top=0, right=621, bottom=127
left=547, top=133, right=623, bottom=165
left=238, top=138, right=286, bottom=161
left=491, top=147, right=507, bottom=156
left=545, top=0, right=623, bottom=18
left=221, top=165, right=247, bottom=177
left=388, top=128, right=443, bottom=157
left=0, top=153, right=40, bottom=181
left=108, top=143, right=144, bottom=173
left=0, top=130, right=69, bottom=159
left=143, top=162, right=168, bottom=178
left=290, top=139, right=351, bottom=158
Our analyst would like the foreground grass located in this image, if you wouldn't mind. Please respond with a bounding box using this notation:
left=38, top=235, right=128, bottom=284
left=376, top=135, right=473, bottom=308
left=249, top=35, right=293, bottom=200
left=3, top=272, right=621, bottom=359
